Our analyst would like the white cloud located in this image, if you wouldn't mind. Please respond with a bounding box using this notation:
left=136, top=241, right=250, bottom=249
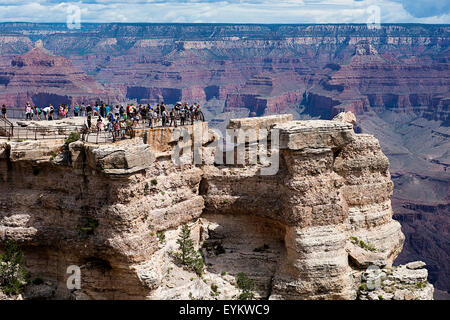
left=0, top=0, right=448, bottom=24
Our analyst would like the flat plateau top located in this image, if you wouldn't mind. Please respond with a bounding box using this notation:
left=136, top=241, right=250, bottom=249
left=275, top=120, right=353, bottom=132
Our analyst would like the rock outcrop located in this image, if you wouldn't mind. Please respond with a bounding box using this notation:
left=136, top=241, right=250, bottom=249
left=0, top=114, right=433, bottom=300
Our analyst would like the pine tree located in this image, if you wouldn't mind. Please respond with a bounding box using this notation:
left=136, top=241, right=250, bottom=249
left=175, top=224, right=196, bottom=265
left=174, top=224, right=204, bottom=276
left=0, top=240, right=28, bottom=296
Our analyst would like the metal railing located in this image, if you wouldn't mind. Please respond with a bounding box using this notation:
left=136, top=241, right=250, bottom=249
left=5, top=109, right=206, bottom=123
left=5, top=109, right=26, bottom=120
left=10, top=125, right=85, bottom=141
left=0, top=117, right=14, bottom=137
left=83, top=128, right=132, bottom=144
left=1, top=111, right=206, bottom=144
left=5, top=109, right=83, bottom=120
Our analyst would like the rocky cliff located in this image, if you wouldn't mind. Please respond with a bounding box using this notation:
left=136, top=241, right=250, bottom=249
left=0, top=115, right=433, bottom=300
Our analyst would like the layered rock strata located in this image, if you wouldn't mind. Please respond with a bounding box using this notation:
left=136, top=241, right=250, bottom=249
left=0, top=114, right=433, bottom=299
left=0, top=41, right=118, bottom=108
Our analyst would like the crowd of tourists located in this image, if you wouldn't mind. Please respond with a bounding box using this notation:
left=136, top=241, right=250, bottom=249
left=2, top=101, right=203, bottom=133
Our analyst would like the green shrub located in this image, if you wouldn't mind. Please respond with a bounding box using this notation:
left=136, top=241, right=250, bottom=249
left=65, top=131, right=80, bottom=144
left=0, top=240, right=29, bottom=296
left=151, top=179, right=158, bottom=186
left=192, top=251, right=204, bottom=276
left=416, top=281, right=426, bottom=289
left=210, top=283, right=220, bottom=297
left=157, top=231, right=166, bottom=244
left=236, top=272, right=255, bottom=300
left=350, top=236, right=377, bottom=252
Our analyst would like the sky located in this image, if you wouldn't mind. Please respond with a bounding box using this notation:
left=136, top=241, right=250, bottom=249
left=0, top=0, right=448, bottom=24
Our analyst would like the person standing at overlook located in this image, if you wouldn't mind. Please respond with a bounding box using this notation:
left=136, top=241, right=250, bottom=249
left=59, top=105, right=65, bottom=119
left=169, top=108, right=177, bottom=127
left=25, top=102, right=32, bottom=120
left=126, top=104, right=131, bottom=119
left=180, top=105, right=186, bottom=126
left=38, top=105, right=43, bottom=120
left=2, top=104, right=7, bottom=119
left=105, top=104, right=110, bottom=117
left=148, top=106, right=155, bottom=129
left=74, top=104, right=80, bottom=117
left=86, top=104, right=93, bottom=117
left=119, top=105, right=125, bottom=118
left=162, top=108, right=168, bottom=127
left=194, top=103, right=201, bottom=121
left=140, top=105, right=147, bottom=122
left=97, top=116, right=103, bottom=132
left=34, top=105, right=41, bottom=120
left=108, top=110, right=114, bottom=124
left=49, top=105, right=54, bottom=120
left=94, top=103, right=99, bottom=117
left=42, top=105, right=50, bottom=120
left=100, top=103, right=106, bottom=118
left=189, top=104, right=195, bottom=125
left=87, top=114, right=92, bottom=129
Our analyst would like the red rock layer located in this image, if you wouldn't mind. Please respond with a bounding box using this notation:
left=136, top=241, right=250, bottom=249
left=0, top=43, right=120, bottom=107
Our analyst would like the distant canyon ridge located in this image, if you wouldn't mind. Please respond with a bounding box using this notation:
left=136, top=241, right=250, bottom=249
left=0, top=23, right=448, bottom=296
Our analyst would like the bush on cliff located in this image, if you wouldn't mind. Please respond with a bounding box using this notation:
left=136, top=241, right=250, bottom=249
left=0, top=240, right=29, bottom=296
left=174, top=224, right=204, bottom=276
left=65, top=131, right=80, bottom=144
left=236, top=272, right=255, bottom=300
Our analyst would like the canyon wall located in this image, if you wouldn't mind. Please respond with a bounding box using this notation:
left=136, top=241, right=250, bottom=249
left=1, top=24, right=448, bottom=118
left=0, top=41, right=119, bottom=108
left=0, top=115, right=433, bottom=300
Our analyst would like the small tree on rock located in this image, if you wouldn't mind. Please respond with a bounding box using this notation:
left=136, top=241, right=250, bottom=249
left=0, top=240, right=28, bottom=296
left=174, top=224, right=204, bottom=276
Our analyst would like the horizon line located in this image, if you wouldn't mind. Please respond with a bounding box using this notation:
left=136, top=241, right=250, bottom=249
left=1, top=22, right=449, bottom=26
